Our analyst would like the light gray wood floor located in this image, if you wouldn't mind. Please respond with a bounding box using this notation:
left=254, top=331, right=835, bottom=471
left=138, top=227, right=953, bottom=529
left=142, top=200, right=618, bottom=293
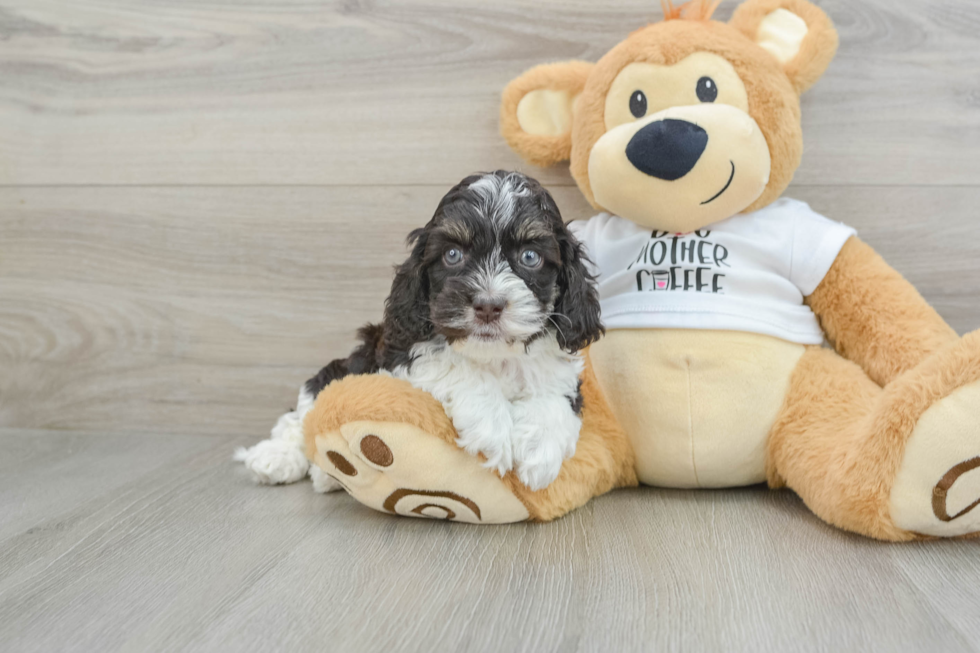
left=1, top=0, right=979, bottom=651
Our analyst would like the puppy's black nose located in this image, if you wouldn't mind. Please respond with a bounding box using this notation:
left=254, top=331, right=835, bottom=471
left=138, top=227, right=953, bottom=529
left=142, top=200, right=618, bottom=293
left=473, top=300, right=505, bottom=324
left=625, top=119, right=708, bottom=181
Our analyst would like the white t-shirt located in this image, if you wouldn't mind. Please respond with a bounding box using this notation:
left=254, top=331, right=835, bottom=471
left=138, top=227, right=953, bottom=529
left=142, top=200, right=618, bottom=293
left=568, top=198, right=856, bottom=345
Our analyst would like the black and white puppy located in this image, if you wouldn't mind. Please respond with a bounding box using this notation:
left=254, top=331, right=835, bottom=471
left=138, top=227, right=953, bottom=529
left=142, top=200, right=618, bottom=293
left=236, top=171, right=602, bottom=491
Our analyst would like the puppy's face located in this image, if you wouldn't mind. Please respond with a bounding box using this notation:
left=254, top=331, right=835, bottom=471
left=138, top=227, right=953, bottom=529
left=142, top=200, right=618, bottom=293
left=385, top=171, right=602, bottom=355
left=426, top=173, right=562, bottom=346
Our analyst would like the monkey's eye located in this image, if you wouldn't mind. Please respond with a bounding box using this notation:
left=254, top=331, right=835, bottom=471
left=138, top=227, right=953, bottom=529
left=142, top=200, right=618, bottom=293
left=696, top=76, right=718, bottom=103
left=519, top=249, right=542, bottom=269
left=443, top=248, right=464, bottom=266
left=629, top=90, right=647, bottom=119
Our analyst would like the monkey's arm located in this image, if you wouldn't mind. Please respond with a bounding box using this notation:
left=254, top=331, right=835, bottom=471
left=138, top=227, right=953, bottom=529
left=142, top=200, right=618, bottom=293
left=805, top=237, right=958, bottom=387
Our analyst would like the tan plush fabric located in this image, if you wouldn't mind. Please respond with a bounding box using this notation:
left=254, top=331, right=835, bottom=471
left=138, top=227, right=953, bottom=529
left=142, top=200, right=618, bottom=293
left=767, top=347, right=908, bottom=540
left=589, top=329, right=804, bottom=488
left=501, top=9, right=817, bottom=216
left=305, top=376, right=532, bottom=523
left=587, top=102, right=772, bottom=231
left=729, top=0, right=839, bottom=93
left=768, top=332, right=980, bottom=541
left=805, top=237, right=959, bottom=387
left=304, top=360, right=638, bottom=523
left=500, top=61, right=593, bottom=167
left=569, top=17, right=802, bottom=215
left=892, top=382, right=980, bottom=537
left=587, top=49, right=775, bottom=228
left=310, top=418, right=531, bottom=524
left=602, top=53, right=750, bottom=129
left=304, top=374, right=459, bottom=458
left=501, top=0, right=840, bottom=218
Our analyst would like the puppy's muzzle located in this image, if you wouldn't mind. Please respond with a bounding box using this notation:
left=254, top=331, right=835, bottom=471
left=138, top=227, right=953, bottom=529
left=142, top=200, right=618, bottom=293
left=625, top=118, right=708, bottom=181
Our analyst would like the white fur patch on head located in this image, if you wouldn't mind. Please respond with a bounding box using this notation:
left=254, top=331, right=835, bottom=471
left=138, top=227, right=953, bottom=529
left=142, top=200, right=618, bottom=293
left=469, top=172, right=531, bottom=229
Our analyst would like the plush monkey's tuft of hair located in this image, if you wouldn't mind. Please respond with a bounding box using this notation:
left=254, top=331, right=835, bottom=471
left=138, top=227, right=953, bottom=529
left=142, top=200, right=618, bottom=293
left=660, top=0, right=722, bottom=22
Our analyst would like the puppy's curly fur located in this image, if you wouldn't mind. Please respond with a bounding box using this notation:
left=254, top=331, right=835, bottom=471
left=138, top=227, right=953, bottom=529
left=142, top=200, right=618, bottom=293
left=238, top=171, right=603, bottom=491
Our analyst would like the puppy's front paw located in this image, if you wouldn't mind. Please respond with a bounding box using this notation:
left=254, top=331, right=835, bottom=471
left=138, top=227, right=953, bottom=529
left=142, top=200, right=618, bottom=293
left=511, top=406, right=581, bottom=490
left=455, top=423, right=514, bottom=477
left=514, top=438, right=565, bottom=491
left=234, top=439, right=310, bottom=485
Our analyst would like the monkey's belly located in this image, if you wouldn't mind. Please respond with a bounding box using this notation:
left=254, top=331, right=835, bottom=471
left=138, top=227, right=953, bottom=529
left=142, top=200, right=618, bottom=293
left=589, top=329, right=806, bottom=488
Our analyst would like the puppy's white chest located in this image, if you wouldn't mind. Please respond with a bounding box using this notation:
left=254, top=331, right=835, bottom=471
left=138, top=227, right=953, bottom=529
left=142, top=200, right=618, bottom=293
left=393, top=344, right=529, bottom=404
left=395, top=338, right=580, bottom=405
left=469, top=358, right=529, bottom=401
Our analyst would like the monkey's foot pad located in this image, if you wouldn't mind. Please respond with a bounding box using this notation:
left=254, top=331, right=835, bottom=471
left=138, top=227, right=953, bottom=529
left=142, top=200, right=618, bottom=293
left=890, top=381, right=980, bottom=539
left=310, top=420, right=530, bottom=524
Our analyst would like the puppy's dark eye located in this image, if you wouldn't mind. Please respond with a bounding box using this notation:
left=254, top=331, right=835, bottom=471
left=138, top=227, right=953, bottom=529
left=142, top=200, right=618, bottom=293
left=519, top=249, right=542, bottom=269
left=696, top=76, right=718, bottom=103
left=443, top=248, right=464, bottom=266
left=629, top=90, right=647, bottom=119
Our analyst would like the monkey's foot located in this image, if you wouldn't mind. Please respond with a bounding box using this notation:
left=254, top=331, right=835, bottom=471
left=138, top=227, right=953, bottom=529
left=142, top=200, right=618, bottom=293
left=304, top=375, right=530, bottom=524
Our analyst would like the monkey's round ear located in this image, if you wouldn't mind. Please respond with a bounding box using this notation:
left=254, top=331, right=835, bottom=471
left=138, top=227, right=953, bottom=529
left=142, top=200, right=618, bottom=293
left=729, top=0, right=838, bottom=94
left=500, top=61, right=594, bottom=167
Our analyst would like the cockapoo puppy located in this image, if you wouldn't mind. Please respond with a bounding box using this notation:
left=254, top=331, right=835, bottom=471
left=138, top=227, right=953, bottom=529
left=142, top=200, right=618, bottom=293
left=236, top=170, right=603, bottom=491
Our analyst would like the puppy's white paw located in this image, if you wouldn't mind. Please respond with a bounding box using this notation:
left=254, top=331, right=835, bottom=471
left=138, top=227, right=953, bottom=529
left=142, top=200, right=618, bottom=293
left=310, top=464, right=343, bottom=493
left=511, top=403, right=581, bottom=490
left=514, top=439, right=565, bottom=491
left=455, top=424, right=514, bottom=477
left=234, top=439, right=310, bottom=485
left=445, top=396, right=515, bottom=476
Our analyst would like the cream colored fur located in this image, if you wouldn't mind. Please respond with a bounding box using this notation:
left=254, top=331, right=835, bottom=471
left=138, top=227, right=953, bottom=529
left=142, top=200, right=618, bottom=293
left=589, top=329, right=803, bottom=488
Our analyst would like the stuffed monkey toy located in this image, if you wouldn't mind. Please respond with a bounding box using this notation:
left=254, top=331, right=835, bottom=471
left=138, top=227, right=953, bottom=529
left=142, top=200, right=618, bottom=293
left=303, top=0, right=980, bottom=540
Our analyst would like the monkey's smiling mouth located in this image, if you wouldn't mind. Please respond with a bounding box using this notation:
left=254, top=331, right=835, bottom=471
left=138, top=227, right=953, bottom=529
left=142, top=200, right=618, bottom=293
left=700, top=160, right=735, bottom=205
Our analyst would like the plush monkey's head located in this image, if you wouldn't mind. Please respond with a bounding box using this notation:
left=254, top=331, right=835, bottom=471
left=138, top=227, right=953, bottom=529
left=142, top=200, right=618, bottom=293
left=501, top=0, right=838, bottom=233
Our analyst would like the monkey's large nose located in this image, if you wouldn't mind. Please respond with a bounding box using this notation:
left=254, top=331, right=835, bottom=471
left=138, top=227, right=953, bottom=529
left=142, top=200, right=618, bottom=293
left=625, top=119, right=708, bottom=181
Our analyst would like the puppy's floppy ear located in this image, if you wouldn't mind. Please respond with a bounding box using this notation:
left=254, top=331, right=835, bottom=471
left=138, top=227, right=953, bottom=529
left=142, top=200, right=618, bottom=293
left=729, top=0, right=838, bottom=93
left=383, top=227, right=432, bottom=350
left=500, top=61, right=594, bottom=167
left=553, top=225, right=604, bottom=354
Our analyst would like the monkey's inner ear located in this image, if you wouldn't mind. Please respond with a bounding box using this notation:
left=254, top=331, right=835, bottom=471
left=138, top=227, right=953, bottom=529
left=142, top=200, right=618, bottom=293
left=756, top=9, right=808, bottom=64
left=729, top=0, right=838, bottom=94
left=517, top=89, right=575, bottom=138
left=501, top=61, right=594, bottom=168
